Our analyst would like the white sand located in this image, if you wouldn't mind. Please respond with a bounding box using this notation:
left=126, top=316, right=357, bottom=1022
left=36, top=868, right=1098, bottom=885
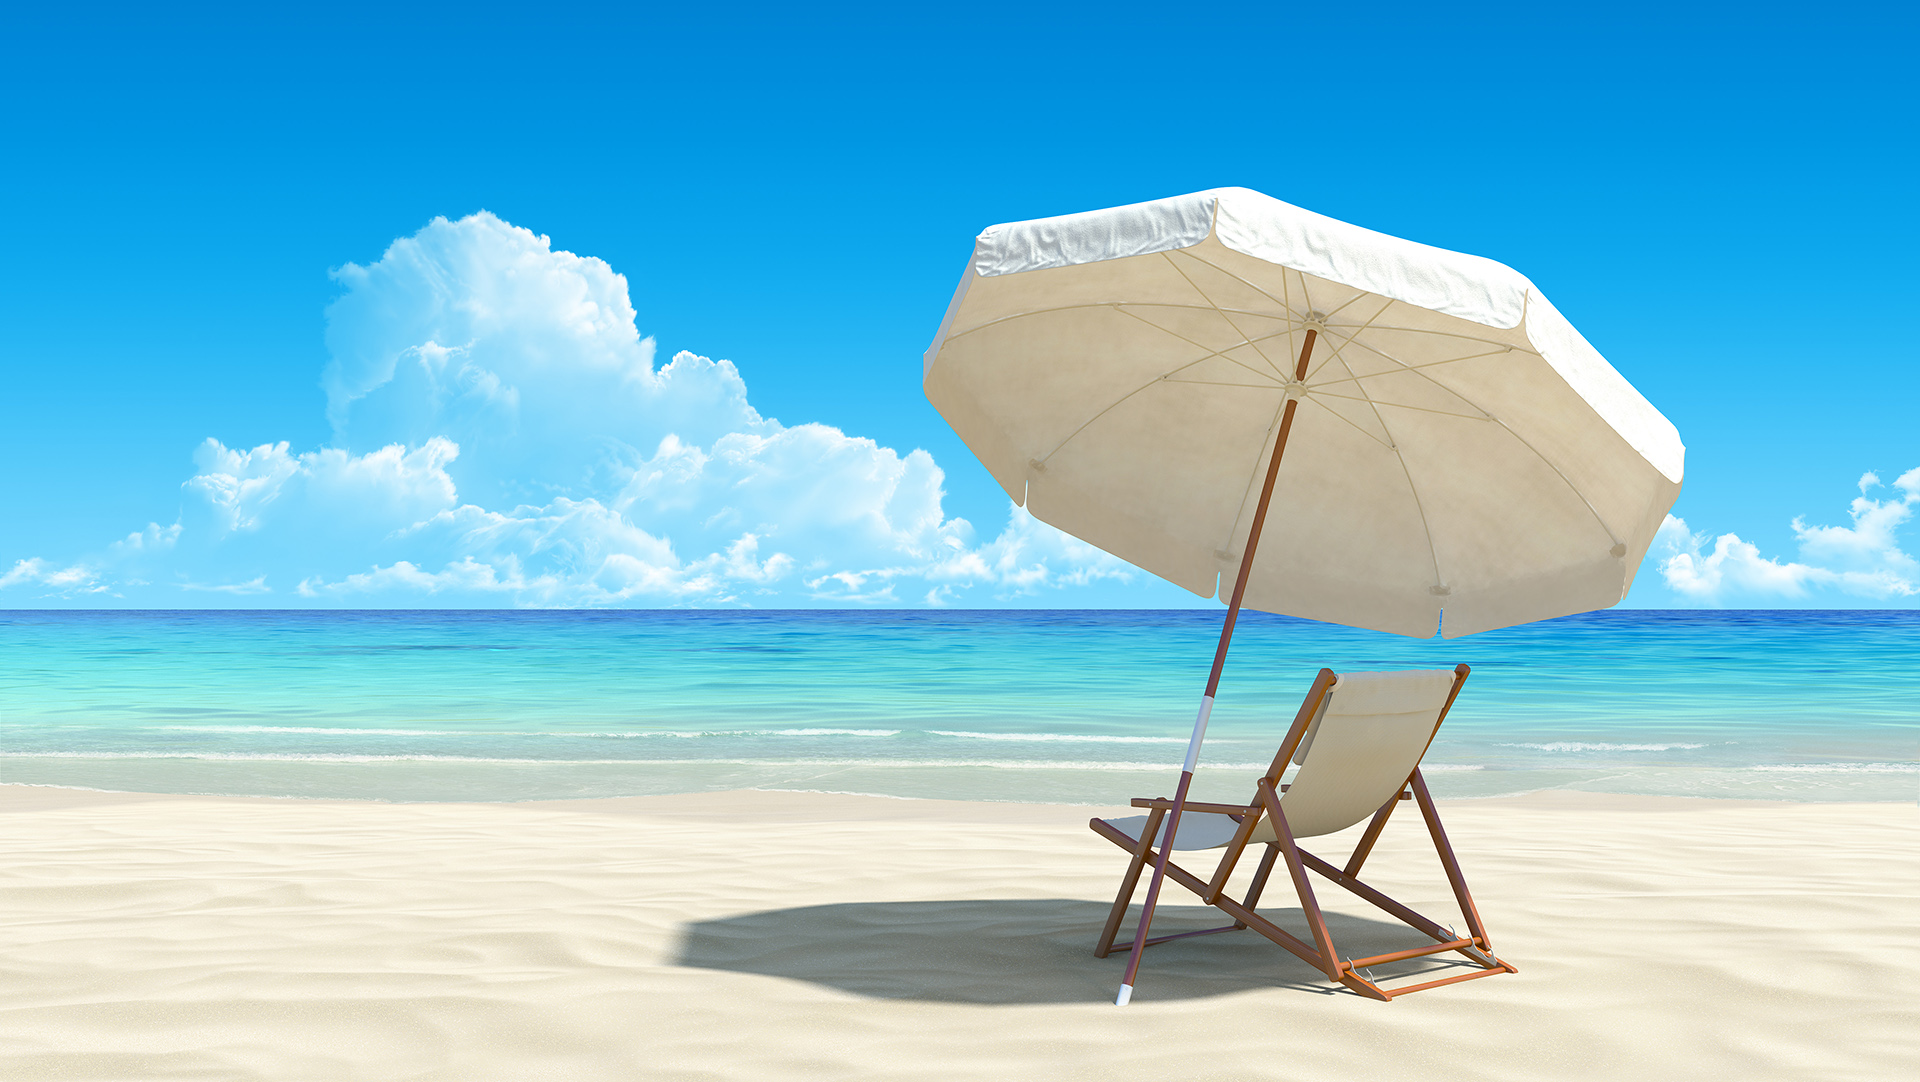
left=1, top=784, right=1915, bottom=1081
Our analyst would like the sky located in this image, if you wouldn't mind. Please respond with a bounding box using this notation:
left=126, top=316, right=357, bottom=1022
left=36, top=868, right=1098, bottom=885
left=1, top=2, right=1915, bottom=611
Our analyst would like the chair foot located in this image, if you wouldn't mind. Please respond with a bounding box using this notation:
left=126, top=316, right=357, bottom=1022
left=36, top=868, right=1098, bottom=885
left=1338, top=971, right=1393, bottom=1001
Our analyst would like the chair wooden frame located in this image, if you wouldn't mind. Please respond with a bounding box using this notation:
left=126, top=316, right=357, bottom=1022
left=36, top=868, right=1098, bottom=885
left=1087, top=663, right=1517, bottom=1001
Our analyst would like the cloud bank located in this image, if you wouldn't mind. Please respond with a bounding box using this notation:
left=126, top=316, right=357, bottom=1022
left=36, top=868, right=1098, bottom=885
left=11, top=210, right=1907, bottom=613
left=1656, top=468, right=1920, bottom=602
left=3, top=213, right=1136, bottom=606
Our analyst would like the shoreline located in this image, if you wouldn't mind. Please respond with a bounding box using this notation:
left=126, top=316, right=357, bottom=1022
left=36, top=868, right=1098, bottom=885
left=2, top=778, right=1908, bottom=812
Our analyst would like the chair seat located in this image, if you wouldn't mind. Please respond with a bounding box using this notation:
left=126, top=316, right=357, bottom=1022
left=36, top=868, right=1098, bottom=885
left=1100, top=812, right=1240, bottom=851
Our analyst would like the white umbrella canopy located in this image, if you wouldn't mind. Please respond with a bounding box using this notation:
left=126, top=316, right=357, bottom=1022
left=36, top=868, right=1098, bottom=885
left=924, top=187, right=1684, bottom=638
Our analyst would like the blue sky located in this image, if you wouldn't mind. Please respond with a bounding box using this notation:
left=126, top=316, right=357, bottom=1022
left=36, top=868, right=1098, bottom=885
left=1, top=2, right=1914, bottom=609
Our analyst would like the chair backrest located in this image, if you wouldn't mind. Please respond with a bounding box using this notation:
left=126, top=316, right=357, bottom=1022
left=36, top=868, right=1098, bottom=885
left=1251, top=668, right=1465, bottom=840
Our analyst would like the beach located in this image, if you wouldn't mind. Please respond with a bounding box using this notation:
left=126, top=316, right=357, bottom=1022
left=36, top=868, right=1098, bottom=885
left=3, top=784, right=1914, bottom=1081
left=4, top=613, right=1915, bottom=1078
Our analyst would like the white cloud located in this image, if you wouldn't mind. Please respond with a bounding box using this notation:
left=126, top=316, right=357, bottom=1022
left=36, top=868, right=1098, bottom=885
left=1790, top=468, right=1920, bottom=583
left=0, top=210, right=1145, bottom=608
left=1656, top=467, right=1920, bottom=602
left=322, top=213, right=770, bottom=510
left=297, top=558, right=524, bottom=599
left=946, top=505, right=1139, bottom=593
left=180, top=576, right=272, bottom=595
left=1655, top=520, right=1829, bottom=599
left=0, top=558, right=106, bottom=595
left=109, top=523, right=181, bottom=555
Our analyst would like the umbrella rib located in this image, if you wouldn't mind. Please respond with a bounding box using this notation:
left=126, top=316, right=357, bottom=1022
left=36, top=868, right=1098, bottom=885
left=1221, top=401, right=1292, bottom=554
left=1319, top=326, right=1625, bottom=548
left=1112, top=306, right=1286, bottom=386
left=1317, top=289, right=1374, bottom=321
left=1309, top=393, right=1493, bottom=422
left=1156, top=248, right=1310, bottom=339
left=1480, top=417, right=1625, bottom=548
left=1383, top=420, right=1448, bottom=590
left=1313, top=314, right=1449, bottom=587
left=1035, top=308, right=1330, bottom=464
left=1282, top=267, right=1297, bottom=382
left=1035, top=345, right=1275, bottom=465
left=1161, top=251, right=1287, bottom=379
left=1298, top=396, right=1398, bottom=452
left=1308, top=300, right=1489, bottom=414
left=1310, top=303, right=1401, bottom=442
left=1166, top=379, right=1291, bottom=389
left=1304, top=294, right=1396, bottom=385
left=1306, top=347, right=1514, bottom=390
left=1330, top=324, right=1542, bottom=352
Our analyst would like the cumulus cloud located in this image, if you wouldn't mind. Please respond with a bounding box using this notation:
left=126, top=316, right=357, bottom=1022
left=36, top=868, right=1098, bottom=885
left=0, top=558, right=105, bottom=596
left=323, top=213, right=770, bottom=510
left=183, top=437, right=460, bottom=537
left=1656, top=467, right=1920, bottom=602
left=110, top=523, right=181, bottom=555
left=2, top=211, right=1133, bottom=607
left=933, top=506, right=1137, bottom=592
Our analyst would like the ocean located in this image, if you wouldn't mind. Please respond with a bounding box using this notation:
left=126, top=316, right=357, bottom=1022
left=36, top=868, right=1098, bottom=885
left=1, top=610, right=1914, bottom=804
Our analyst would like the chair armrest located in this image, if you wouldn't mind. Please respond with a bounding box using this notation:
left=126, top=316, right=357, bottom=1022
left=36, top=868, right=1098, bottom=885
left=1128, top=798, right=1259, bottom=814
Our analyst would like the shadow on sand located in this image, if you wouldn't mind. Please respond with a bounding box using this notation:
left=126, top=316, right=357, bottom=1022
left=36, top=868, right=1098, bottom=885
left=672, top=898, right=1476, bottom=1004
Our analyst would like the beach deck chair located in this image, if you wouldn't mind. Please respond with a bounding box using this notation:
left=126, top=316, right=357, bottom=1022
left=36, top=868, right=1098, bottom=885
left=1088, top=664, right=1516, bottom=1001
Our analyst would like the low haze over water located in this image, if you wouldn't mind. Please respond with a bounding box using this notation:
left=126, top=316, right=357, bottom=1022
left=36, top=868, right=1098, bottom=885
left=2, top=610, right=1914, bottom=804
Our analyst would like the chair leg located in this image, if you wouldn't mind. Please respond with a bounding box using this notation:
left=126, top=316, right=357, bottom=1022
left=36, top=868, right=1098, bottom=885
left=1233, top=843, right=1282, bottom=929
left=1343, top=790, right=1403, bottom=877
left=1258, top=779, right=1342, bottom=982
left=1409, top=770, right=1493, bottom=949
left=1294, top=772, right=1518, bottom=988
left=1093, top=807, right=1165, bottom=958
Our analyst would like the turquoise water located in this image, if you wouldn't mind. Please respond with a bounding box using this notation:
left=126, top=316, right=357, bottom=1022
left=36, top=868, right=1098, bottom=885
left=0, top=610, right=1914, bottom=803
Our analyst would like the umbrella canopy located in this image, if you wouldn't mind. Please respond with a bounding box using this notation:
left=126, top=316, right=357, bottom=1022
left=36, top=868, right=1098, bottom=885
left=924, top=187, right=1684, bottom=638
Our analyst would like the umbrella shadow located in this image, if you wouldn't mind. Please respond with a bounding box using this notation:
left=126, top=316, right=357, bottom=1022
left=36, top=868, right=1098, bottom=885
left=672, top=898, right=1477, bottom=1004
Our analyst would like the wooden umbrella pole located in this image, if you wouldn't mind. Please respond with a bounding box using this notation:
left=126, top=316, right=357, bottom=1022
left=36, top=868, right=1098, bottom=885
left=1116, top=329, right=1317, bottom=1006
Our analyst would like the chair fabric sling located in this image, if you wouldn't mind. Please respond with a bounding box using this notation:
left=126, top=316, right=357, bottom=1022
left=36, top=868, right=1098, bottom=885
left=1087, top=663, right=1517, bottom=1001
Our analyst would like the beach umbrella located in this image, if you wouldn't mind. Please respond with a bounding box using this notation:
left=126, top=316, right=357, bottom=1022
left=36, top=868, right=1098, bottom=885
left=921, top=187, right=1684, bottom=1004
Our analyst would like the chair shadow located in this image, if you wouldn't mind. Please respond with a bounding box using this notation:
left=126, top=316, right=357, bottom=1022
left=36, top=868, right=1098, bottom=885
left=672, top=898, right=1478, bottom=1005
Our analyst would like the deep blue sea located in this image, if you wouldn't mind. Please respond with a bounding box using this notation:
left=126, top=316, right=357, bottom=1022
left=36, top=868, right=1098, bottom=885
left=1, top=610, right=1914, bottom=803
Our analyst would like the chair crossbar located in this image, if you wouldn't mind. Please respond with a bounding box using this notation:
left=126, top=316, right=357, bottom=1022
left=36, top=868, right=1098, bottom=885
left=1376, top=964, right=1511, bottom=999
left=1296, top=850, right=1459, bottom=945
left=1343, top=936, right=1481, bottom=969
left=1111, top=923, right=1241, bottom=953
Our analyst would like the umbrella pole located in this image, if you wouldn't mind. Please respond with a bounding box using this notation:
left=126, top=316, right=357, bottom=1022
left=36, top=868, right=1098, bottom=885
left=1115, top=329, right=1318, bottom=1006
